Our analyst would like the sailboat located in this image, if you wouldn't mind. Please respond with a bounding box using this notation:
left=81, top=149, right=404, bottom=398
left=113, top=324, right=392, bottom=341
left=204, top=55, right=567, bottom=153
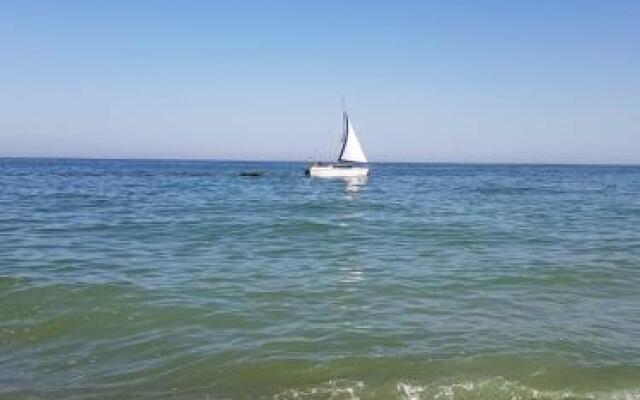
left=306, top=108, right=369, bottom=178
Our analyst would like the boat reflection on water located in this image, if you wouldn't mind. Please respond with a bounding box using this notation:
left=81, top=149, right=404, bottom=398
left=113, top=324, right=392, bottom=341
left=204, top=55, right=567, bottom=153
left=343, top=176, right=368, bottom=197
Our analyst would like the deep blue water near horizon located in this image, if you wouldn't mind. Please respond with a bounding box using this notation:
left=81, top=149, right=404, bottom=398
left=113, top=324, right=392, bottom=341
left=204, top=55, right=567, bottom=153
left=1, top=158, right=639, bottom=399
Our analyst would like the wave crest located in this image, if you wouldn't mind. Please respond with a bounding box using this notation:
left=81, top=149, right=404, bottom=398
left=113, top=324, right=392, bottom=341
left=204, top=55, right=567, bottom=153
left=274, top=377, right=640, bottom=400
left=397, top=377, right=640, bottom=400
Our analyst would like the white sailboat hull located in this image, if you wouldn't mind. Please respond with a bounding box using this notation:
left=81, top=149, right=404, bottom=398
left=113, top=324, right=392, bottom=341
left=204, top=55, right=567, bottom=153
left=306, top=164, right=369, bottom=178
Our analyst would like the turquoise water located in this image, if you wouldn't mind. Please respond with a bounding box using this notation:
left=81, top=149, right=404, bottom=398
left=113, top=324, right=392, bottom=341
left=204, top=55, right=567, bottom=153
left=1, top=159, right=639, bottom=399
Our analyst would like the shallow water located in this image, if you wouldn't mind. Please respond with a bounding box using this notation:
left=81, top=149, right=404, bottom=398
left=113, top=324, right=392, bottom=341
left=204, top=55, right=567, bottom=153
left=1, top=159, right=639, bottom=399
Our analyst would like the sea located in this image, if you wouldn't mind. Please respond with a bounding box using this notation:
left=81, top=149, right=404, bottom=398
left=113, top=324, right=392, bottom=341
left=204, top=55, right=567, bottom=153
left=1, top=158, right=639, bottom=399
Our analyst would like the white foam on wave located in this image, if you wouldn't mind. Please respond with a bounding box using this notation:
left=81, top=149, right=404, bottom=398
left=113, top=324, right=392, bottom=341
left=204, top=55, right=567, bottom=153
left=396, top=377, right=640, bottom=400
left=274, top=379, right=364, bottom=400
left=274, top=377, right=640, bottom=400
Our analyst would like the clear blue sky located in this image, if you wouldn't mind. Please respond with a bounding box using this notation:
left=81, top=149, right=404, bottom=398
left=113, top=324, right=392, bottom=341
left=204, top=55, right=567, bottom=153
left=1, top=1, right=638, bottom=163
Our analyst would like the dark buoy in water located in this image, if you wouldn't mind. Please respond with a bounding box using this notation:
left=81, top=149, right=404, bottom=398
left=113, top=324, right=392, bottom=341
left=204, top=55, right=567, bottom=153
left=239, top=171, right=264, bottom=177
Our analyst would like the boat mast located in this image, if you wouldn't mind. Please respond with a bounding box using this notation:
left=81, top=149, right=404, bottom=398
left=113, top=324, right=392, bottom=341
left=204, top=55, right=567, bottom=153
left=337, top=98, right=349, bottom=162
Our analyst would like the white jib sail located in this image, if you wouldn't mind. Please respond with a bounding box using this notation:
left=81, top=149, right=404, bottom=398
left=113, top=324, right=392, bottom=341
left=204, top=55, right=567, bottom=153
left=338, top=112, right=368, bottom=163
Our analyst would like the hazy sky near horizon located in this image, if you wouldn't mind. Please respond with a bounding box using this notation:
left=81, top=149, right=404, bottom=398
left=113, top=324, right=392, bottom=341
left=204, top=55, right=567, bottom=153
left=1, top=1, right=639, bottom=163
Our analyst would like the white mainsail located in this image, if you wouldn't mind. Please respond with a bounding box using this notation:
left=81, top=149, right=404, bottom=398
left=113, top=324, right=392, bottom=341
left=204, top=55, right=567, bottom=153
left=338, top=112, right=368, bottom=163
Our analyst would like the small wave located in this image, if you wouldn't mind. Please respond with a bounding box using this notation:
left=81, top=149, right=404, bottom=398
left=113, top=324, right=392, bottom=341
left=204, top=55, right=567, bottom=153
left=397, top=377, right=640, bottom=400
left=475, top=185, right=564, bottom=196
left=274, top=379, right=364, bottom=399
left=274, top=377, right=640, bottom=400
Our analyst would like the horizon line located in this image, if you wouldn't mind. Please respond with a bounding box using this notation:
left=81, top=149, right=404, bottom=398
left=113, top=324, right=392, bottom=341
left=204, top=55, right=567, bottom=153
left=1, top=156, right=639, bottom=167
